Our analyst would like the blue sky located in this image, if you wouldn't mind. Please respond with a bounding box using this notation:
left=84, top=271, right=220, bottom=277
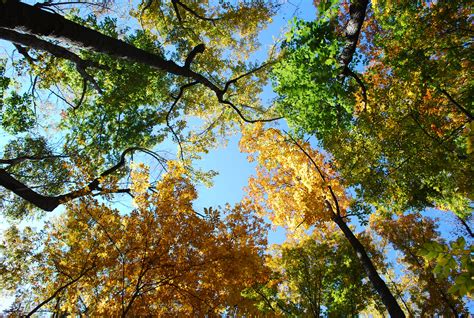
left=190, top=0, right=316, bottom=244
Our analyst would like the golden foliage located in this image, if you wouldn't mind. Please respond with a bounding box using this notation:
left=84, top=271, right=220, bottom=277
left=5, top=162, right=268, bottom=316
left=240, top=124, right=349, bottom=238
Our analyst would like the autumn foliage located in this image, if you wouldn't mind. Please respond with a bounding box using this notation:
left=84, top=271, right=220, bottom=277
left=0, top=0, right=472, bottom=316
left=1, top=163, right=268, bottom=316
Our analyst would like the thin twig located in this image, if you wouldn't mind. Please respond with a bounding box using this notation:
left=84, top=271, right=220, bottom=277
left=172, top=0, right=220, bottom=24
left=167, top=82, right=198, bottom=161
left=345, top=68, right=367, bottom=110
left=284, top=131, right=341, bottom=217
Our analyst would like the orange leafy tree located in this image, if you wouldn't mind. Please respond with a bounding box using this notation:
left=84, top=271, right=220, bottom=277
left=240, top=124, right=405, bottom=317
left=0, top=162, right=268, bottom=316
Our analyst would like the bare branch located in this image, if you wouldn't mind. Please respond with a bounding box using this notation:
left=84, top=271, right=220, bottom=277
left=167, top=82, right=198, bottom=161
left=439, top=88, right=473, bottom=121
left=172, top=0, right=220, bottom=24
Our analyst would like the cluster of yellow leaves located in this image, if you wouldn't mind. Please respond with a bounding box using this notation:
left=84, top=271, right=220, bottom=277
left=136, top=0, right=276, bottom=62
left=240, top=124, right=349, bottom=238
left=130, top=161, right=151, bottom=208
left=7, top=161, right=268, bottom=316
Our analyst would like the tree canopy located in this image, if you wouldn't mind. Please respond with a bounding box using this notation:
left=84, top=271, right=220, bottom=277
left=0, top=0, right=472, bottom=316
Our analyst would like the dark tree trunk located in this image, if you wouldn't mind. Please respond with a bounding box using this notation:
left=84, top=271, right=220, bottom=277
left=290, top=134, right=405, bottom=317
left=332, top=215, right=406, bottom=318
left=0, top=168, right=60, bottom=211
left=338, top=0, right=369, bottom=74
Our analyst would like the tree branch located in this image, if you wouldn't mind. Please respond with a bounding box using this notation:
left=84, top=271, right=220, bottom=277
left=284, top=131, right=341, bottom=216
left=0, top=0, right=279, bottom=123
left=345, top=68, right=367, bottom=110
left=222, top=61, right=273, bottom=95
left=439, top=88, right=473, bottom=121
left=172, top=0, right=220, bottom=24
left=0, top=147, right=163, bottom=211
left=167, top=81, right=198, bottom=161
left=184, top=44, right=205, bottom=69
left=219, top=99, right=282, bottom=123
left=73, top=77, right=88, bottom=110
left=0, top=27, right=104, bottom=94
left=14, top=44, right=37, bottom=64
left=457, top=216, right=474, bottom=238
left=26, top=264, right=95, bottom=317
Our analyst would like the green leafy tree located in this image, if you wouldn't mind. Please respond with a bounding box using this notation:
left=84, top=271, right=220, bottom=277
left=0, top=0, right=279, bottom=217
left=370, top=212, right=468, bottom=316
left=273, top=0, right=473, bottom=218
left=420, top=237, right=474, bottom=300
left=247, top=225, right=384, bottom=317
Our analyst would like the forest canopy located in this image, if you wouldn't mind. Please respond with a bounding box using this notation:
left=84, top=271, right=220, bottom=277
left=0, top=0, right=472, bottom=316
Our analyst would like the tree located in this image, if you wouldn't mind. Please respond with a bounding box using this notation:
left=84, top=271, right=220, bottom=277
left=1, top=1, right=472, bottom=316
left=370, top=212, right=468, bottom=316
left=240, top=124, right=405, bottom=316
left=272, top=0, right=472, bottom=217
left=419, top=237, right=474, bottom=300
left=0, top=162, right=268, bottom=316
left=246, top=224, right=384, bottom=317
left=0, top=0, right=280, bottom=217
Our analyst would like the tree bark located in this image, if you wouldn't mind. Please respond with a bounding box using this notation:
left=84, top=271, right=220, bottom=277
left=338, top=0, right=369, bottom=74
left=332, top=215, right=406, bottom=318
left=0, top=168, right=60, bottom=211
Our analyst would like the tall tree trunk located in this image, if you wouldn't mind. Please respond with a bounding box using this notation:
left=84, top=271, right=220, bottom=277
left=338, top=0, right=369, bottom=74
left=290, top=134, right=405, bottom=317
left=332, top=215, right=406, bottom=317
